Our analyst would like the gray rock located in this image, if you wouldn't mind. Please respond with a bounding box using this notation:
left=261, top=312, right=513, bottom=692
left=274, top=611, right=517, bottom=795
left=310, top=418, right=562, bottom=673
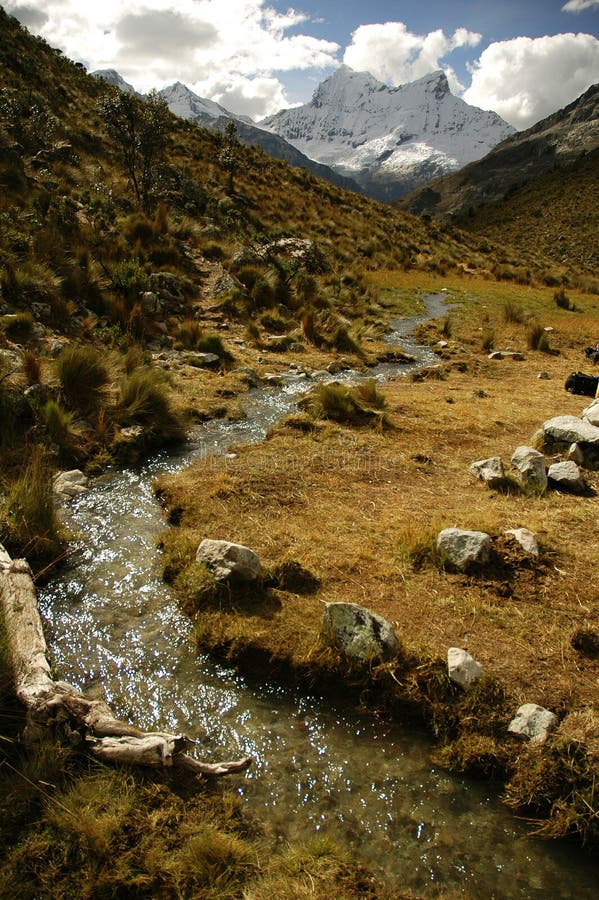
left=53, top=469, right=89, bottom=500
left=511, top=446, right=548, bottom=491
left=437, top=528, right=491, bottom=570
left=322, top=602, right=400, bottom=662
left=196, top=539, right=262, bottom=582
left=508, top=703, right=558, bottom=743
left=327, top=360, right=350, bottom=375
left=211, top=273, right=245, bottom=299
left=567, top=442, right=585, bottom=465
left=140, top=291, right=162, bottom=315
left=447, top=647, right=483, bottom=690
left=185, top=353, right=220, bottom=368
left=469, top=456, right=506, bottom=488
left=148, top=272, right=183, bottom=302
left=547, top=460, right=587, bottom=493
left=488, top=350, right=525, bottom=361
left=582, top=399, right=599, bottom=427
left=504, top=528, right=540, bottom=556
left=0, top=542, right=12, bottom=569
left=542, top=415, right=599, bottom=446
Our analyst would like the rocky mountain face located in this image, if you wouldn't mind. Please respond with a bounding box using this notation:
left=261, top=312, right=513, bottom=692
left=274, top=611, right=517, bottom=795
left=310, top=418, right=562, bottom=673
left=401, top=83, right=599, bottom=219
left=91, top=69, right=139, bottom=96
left=259, top=66, right=515, bottom=201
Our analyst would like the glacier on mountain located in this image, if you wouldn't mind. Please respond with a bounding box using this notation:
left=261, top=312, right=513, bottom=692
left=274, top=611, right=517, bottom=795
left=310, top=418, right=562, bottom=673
left=260, top=66, right=515, bottom=200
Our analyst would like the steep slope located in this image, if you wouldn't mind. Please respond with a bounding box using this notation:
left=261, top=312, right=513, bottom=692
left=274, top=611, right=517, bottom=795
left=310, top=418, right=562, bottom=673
left=401, top=83, right=599, bottom=219
left=260, top=66, right=514, bottom=201
left=157, top=81, right=363, bottom=193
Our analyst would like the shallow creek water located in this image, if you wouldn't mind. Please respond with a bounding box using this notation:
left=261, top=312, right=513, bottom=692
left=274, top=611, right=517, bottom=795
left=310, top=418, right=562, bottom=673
left=39, top=296, right=597, bottom=897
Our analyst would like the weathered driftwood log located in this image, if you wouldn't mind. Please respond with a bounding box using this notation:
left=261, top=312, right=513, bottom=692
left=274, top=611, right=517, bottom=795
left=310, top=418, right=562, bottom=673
left=0, top=546, right=251, bottom=777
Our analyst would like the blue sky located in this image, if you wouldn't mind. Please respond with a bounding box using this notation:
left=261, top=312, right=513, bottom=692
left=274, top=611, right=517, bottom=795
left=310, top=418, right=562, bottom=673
left=4, top=1, right=599, bottom=128
left=279, top=1, right=599, bottom=103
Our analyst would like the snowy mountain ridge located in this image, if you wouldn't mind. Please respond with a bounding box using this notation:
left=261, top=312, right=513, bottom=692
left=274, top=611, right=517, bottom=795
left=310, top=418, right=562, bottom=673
left=92, top=66, right=516, bottom=202
left=260, top=66, right=516, bottom=200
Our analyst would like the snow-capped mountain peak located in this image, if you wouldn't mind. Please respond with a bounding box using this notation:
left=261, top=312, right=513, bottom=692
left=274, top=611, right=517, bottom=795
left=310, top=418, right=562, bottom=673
left=91, top=69, right=139, bottom=96
left=158, top=82, right=235, bottom=123
left=260, top=65, right=515, bottom=201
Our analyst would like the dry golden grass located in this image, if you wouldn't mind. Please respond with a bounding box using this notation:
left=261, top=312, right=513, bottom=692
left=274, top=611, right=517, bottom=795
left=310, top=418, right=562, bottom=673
left=160, top=279, right=599, bottom=714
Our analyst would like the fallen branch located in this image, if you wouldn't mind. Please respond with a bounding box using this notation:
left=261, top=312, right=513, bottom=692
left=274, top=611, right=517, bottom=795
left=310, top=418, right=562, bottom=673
left=0, top=545, right=251, bottom=777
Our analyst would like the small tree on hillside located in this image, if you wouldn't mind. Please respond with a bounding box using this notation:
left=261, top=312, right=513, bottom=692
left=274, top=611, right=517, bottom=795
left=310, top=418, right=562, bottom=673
left=97, top=89, right=170, bottom=209
left=219, top=120, right=241, bottom=194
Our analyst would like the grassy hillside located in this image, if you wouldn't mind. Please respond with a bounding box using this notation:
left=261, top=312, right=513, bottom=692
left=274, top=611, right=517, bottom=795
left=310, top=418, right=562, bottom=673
left=400, top=84, right=599, bottom=292
left=456, top=149, right=599, bottom=282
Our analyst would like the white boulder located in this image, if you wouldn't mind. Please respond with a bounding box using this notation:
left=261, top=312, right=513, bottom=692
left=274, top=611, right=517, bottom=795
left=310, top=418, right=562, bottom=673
left=469, top=457, right=506, bottom=488
left=447, top=647, right=483, bottom=690
left=508, top=703, right=557, bottom=743
left=196, top=539, right=262, bottom=582
left=542, top=415, right=599, bottom=446
left=581, top=399, right=599, bottom=427
left=437, top=528, right=491, bottom=570
left=504, top=528, right=539, bottom=556
left=52, top=469, right=89, bottom=501
left=510, top=446, right=548, bottom=491
left=547, top=460, right=587, bottom=493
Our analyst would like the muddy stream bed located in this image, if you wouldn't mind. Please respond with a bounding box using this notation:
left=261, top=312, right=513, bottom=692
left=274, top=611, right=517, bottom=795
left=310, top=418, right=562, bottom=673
left=39, top=296, right=597, bottom=897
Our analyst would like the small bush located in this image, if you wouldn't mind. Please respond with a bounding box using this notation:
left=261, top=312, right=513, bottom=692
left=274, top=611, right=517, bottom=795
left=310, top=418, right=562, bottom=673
left=55, top=344, right=110, bottom=414
left=176, top=320, right=204, bottom=350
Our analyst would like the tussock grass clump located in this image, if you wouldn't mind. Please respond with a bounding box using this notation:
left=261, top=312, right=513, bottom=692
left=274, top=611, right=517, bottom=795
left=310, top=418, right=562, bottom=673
left=299, top=380, right=390, bottom=429
left=502, top=299, right=526, bottom=324
left=55, top=344, right=110, bottom=414
left=0, top=447, right=63, bottom=568
left=554, top=287, right=573, bottom=310
left=1, top=311, right=34, bottom=341
left=526, top=322, right=552, bottom=353
left=176, top=322, right=233, bottom=360
left=42, top=399, right=79, bottom=453
left=481, top=327, right=495, bottom=352
left=116, top=366, right=186, bottom=443
left=504, top=731, right=599, bottom=846
left=21, top=350, right=41, bottom=385
left=436, top=733, right=509, bottom=779
left=396, top=523, right=443, bottom=571
left=329, top=324, right=363, bottom=356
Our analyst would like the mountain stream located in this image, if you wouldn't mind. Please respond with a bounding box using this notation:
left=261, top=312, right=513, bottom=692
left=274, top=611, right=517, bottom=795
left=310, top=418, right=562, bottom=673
left=39, top=296, right=597, bottom=897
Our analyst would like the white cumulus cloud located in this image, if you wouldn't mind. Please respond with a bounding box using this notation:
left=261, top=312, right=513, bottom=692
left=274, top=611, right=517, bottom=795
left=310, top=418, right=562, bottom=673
left=562, top=1, right=599, bottom=11
left=463, top=33, right=599, bottom=129
left=3, top=0, right=340, bottom=118
left=343, top=21, right=481, bottom=93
